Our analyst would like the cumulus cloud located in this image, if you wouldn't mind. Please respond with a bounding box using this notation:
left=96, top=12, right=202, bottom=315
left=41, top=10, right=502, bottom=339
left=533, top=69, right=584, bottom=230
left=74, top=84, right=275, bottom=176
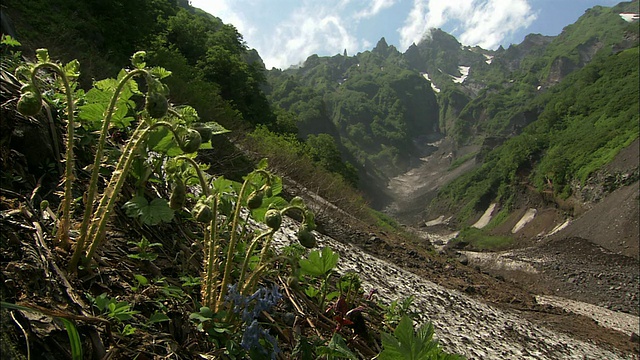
left=189, top=0, right=256, bottom=39
left=259, top=3, right=360, bottom=69
left=355, top=0, right=398, bottom=19
left=398, top=0, right=537, bottom=50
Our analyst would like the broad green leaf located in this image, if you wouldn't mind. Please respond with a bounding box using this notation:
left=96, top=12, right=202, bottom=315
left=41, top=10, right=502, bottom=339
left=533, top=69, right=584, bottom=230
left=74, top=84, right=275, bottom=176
left=250, top=196, right=287, bottom=222
left=299, top=247, right=339, bottom=277
left=78, top=102, right=106, bottom=124
left=148, top=128, right=183, bottom=156
left=134, top=274, right=149, bottom=286
left=122, top=196, right=174, bottom=225
left=270, top=176, right=283, bottom=196
left=110, top=104, right=131, bottom=128
left=123, top=196, right=148, bottom=217
left=95, top=78, right=119, bottom=92
left=140, top=198, right=174, bottom=225
left=83, top=87, right=112, bottom=104
left=149, top=311, right=170, bottom=323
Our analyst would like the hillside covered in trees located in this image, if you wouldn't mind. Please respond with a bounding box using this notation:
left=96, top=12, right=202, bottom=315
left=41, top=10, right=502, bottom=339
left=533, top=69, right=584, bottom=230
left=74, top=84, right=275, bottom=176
left=0, top=0, right=638, bottom=358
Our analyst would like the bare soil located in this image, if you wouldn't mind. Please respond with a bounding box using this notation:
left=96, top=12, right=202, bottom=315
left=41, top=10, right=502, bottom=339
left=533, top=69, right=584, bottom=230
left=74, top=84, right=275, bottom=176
left=373, top=136, right=640, bottom=357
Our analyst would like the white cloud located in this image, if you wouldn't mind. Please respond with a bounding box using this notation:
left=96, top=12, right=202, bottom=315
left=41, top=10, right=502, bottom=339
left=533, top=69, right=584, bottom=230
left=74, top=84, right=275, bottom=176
left=258, top=3, right=359, bottom=69
left=189, top=0, right=256, bottom=39
left=355, top=0, right=398, bottom=19
left=398, top=0, right=536, bottom=50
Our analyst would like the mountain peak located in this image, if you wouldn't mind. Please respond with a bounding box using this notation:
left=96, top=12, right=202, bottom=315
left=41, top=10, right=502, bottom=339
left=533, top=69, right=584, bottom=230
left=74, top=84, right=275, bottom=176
left=373, top=37, right=389, bottom=53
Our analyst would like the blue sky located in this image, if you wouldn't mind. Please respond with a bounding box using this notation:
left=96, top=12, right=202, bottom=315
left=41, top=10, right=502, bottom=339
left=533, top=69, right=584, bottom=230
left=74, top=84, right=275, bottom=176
left=189, top=0, right=626, bottom=69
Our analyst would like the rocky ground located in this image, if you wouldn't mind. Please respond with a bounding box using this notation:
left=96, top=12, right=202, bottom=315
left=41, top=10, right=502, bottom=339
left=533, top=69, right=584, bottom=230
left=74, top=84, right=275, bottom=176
left=365, top=136, right=640, bottom=358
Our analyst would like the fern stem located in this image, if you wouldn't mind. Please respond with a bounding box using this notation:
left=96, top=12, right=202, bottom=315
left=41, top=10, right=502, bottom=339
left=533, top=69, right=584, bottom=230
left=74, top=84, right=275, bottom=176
left=75, top=69, right=147, bottom=264
left=30, top=63, right=75, bottom=250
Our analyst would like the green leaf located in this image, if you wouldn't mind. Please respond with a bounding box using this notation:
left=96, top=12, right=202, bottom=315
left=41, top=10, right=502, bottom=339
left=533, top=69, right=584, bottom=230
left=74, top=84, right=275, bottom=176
left=304, top=286, right=320, bottom=298
left=131, top=51, right=146, bottom=69
left=1, top=34, right=21, bottom=47
left=299, top=247, right=339, bottom=277
left=148, top=128, right=183, bottom=156
left=78, top=102, right=106, bottom=124
left=378, top=316, right=460, bottom=360
left=36, top=48, right=50, bottom=63
left=150, top=66, right=172, bottom=79
left=60, top=318, right=83, bottom=360
left=149, top=311, right=170, bottom=323
left=122, top=197, right=174, bottom=225
left=95, top=78, right=119, bottom=92
left=270, top=176, right=283, bottom=196
left=206, top=121, right=231, bottom=136
left=189, top=307, right=214, bottom=322
left=83, top=87, right=112, bottom=104
left=257, top=158, right=269, bottom=170
left=110, top=103, right=131, bottom=128
left=63, top=60, right=80, bottom=79
left=141, top=198, right=174, bottom=225
left=250, top=196, right=287, bottom=222
left=316, top=333, right=358, bottom=359
left=134, top=274, right=149, bottom=286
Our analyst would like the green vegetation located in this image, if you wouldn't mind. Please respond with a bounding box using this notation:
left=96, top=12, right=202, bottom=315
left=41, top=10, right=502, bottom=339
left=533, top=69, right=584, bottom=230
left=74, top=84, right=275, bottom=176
left=1, top=7, right=462, bottom=358
left=453, top=227, right=514, bottom=251
left=437, top=44, right=639, bottom=222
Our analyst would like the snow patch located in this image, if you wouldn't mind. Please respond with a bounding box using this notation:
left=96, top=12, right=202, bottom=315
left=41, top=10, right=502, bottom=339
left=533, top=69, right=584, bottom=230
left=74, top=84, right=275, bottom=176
left=421, top=72, right=440, bottom=93
left=619, top=13, right=639, bottom=22
left=452, top=66, right=469, bottom=84
left=536, top=295, right=640, bottom=336
left=484, top=54, right=493, bottom=65
left=472, top=203, right=496, bottom=229
left=511, top=208, right=537, bottom=233
left=548, top=218, right=571, bottom=236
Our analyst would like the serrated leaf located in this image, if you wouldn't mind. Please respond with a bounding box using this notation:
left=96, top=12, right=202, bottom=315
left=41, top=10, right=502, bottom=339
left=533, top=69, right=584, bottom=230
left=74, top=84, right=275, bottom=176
left=257, top=158, right=268, bottom=170
left=148, top=128, right=183, bottom=156
left=64, top=59, right=80, bottom=78
left=111, top=104, right=131, bottom=128
left=139, top=198, right=174, bottom=225
left=78, top=102, right=107, bottom=125
left=95, top=78, right=119, bottom=92
left=36, top=48, right=50, bottom=63
left=150, top=66, right=172, bottom=79
left=1, top=34, right=21, bottom=47
left=205, top=121, right=230, bottom=135
left=123, top=196, right=147, bottom=217
left=299, top=247, right=339, bottom=277
left=316, top=333, right=358, bottom=360
left=83, top=87, right=112, bottom=104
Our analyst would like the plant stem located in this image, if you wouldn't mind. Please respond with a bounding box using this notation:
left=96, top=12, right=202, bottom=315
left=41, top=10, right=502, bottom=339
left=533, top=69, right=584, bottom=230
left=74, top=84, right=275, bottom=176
left=203, top=197, right=218, bottom=310
left=238, top=230, right=274, bottom=292
left=76, top=121, right=176, bottom=268
left=75, top=69, right=148, bottom=261
left=216, top=176, right=251, bottom=309
left=30, top=63, right=75, bottom=250
left=175, top=156, right=211, bottom=197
